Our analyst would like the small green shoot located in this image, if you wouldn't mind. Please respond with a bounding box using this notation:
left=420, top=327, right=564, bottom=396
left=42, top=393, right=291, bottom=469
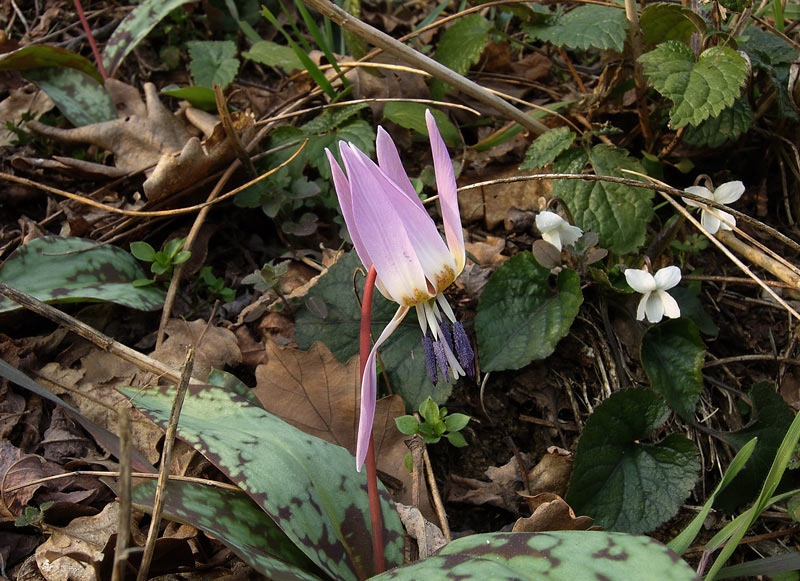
left=197, top=266, right=236, bottom=303
left=15, top=501, right=53, bottom=527
left=395, top=396, right=470, bottom=447
left=131, top=238, right=191, bottom=286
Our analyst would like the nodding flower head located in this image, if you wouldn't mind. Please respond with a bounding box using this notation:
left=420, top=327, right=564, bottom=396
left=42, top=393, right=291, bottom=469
left=327, top=110, right=474, bottom=469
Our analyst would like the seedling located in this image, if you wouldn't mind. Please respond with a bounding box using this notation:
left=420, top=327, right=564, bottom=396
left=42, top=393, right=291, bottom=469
left=131, top=238, right=191, bottom=286
left=197, top=266, right=236, bottom=303
left=395, top=396, right=470, bottom=447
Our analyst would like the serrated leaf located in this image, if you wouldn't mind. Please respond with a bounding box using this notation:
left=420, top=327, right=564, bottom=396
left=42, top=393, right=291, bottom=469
left=0, top=45, right=103, bottom=83
left=520, top=127, right=576, bottom=171
left=682, top=97, right=753, bottom=147
left=566, top=388, right=699, bottom=533
left=382, top=103, right=460, bottom=148
left=132, top=480, right=323, bottom=580
left=0, top=236, right=165, bottom=313
left=639, top=42, right=749, bottom=129
left=242, top=40, right=304, bottom=73
left=187, top=40, right=240, bottom=89
left=102, top=0, right=195, bottom=75
left=431, top=14, right=492, bottom=100
left=294, top=252, right=452, bottom=409
left=716, top=383, right=797, bottom=511
left=523, top=5, right=629, bottom=52
left=475, top=253, right=583, bottom=372
left=22, top=68, right=115, bottom=126
left=554, top=144, right=653, bottom=255
left=370, top=531, right=697, bottom=580
left=120, top=382, right=404, bottom=580
left=739, top=26, right=799, bottom=69
left=640, top=3, right=706, bottom=47
left=641, top=319, right=705, bottom=420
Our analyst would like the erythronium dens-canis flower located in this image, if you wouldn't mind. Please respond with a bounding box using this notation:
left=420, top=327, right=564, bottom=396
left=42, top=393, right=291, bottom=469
left=326, top=110, right=474, bottom=469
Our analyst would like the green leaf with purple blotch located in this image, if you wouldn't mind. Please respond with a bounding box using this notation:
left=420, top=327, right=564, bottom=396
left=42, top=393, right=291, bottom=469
left=370, top=531, right=696, bottom=580
left=22, top=68, right=115, bottom=126
left=0, top=236, right=164, bottom=313
left=132, top=480, right=324, bottom=580
left=120, top=382, right=403, bottom=581
left=0, top=45, right=103, bottom=82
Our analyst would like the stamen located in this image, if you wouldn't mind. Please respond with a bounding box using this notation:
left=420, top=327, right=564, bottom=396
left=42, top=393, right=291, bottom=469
left=453, top=322, right=475, bottom=377
left=423, top=301, right=440, bottom=340
left=441, top=321, right=454, bottom=352
left=421, top=332, right=438, bottom=384
left=415, top=304, right=428, bottom=336
left=433, top=337, right=451, bottom=383
left=436, top=293, right=457, bottom=323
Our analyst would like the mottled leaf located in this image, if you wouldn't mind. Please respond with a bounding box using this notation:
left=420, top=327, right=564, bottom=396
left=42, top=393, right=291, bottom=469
left=242, top=40, right=304, bottom=73
left=431, top=14, right=492, bottom=100
left=639, top=42, right=749, bottom=129
left=475, top=252, right=583, bottom=372
left=382, top=103, right=460, bottom=148
left=23, top=68, right=115, bottom=127
left=120, top=382, right=403, bottom=580
left=566, top=388, right=699, bottom=533
left=371, top=531, right=696, bottom=580
left=682, top=97, right=753, bottom=148
left=641, top=319, right=705, bottom=420
left=554, top=145, right=653, bottom=255
left=0, top=236, right=165, bottom=313
left=640, top=3, right=706, bottom=46
left=132, top=480, right=323, bottom=580
left=519, top=127, right=576, bottom=171
left=295, top=252, right=452, bottom=408
left=0, top=46, right=103, bottom=82
left=187, top=40, right=240, bottom=89
left=523, top=5, right=629, bottom=52
left=102, top=0, right=195, bottom=76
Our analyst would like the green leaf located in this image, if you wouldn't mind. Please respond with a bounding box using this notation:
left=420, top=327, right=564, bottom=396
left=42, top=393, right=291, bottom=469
left=294, top=252, right=452, bottom=409
left=382, top=103, right=460, bottom=148
left=641, top=319, right=705, bottom=420
left=187, top=40, right=240, bottom=89
left=520, top=127, right=576, bottom=171
left=639, top=3, right=706, bottom=47
left=132, top=480, right=323, bottom=580
left=130, top=241, right=156, bottom=262
left=0, top=45, right=103, bottom=83
left=670, top=287, right=718, bottom=337
left=716, top=383, right=797, bottom=512
left=394, top=415, right=420, bottom=435
left=23, top=68, right=115, bottom=126
left=682, top=97, right=753, bottom=148
left=120, top=382, right=404, bottom=580
left=475, top=253, right=583, bottom=372
left=102, top=0, right=195, bottom=75
left=554, top=144, right=653, bottom=255
left=523, top=5, right=629, bottom=52
left=242, top=40, right=304, bottom=73
left=445, top=413, right=470, bottom=432
left=639, top=42, right=749, bottom=129
left=419, top=397, right=439, bottom=424
left=566, top=388, right=699, bottom=533
left=161, top=85, right=217, bottom=111
left=0, top=236, right=165, bottom=313
left=370, top=531, right=697, bottom=580
left=447, top=431, right=468, bottom=448
left=431, top=14, right=492, bottom=100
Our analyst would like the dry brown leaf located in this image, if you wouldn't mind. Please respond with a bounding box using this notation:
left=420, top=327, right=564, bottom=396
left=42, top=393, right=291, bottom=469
left=459, top=165, right=551, bottom=229
left=40, top=407, right=94, bottom=464
left=150, top=319, right=241, bottom=380
left=395, top=503, right=447, bottom=559
left=0, top=84, right=53, bottom=147
left=464, top=236, right=507, bottom=268
left=26, top=80, right=255, bottom=201
left=253, top=341, right=432, bottom=514
left=527, top=446, right=573, bottom=498
left=512, top=493, right=596, bottom=533
left=0, top=439, right=67, bottom=521
left=447, top=454, right=530, bottom=511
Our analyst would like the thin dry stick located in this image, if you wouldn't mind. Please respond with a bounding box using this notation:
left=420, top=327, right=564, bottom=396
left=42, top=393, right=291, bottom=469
left=112, top=404, right=132, bottom=581
left=623, top=0, right=654, bottom=147
left=3, top=471, right=240, bottom=494
left=136, top=347, right=194, bottom=581
left=406, top=435, right=425, bottom=508
left=422, top=446, right=451, bottom=542
left=299, top=0, right=549, bottom=135
left=717, top=230, right=800, bottom=290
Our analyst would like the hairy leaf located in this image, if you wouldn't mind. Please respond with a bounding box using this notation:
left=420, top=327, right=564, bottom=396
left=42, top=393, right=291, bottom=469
left=382, top=103, right=460, bottom=147
left=520, top=127, right=576, bottom=171
left=640, top=3, right=705, bottom=46
left=132, top=480, right=323, bottom=580
left=102, top=0, right=195, bottom=75
left=294, top=252, right=452, bottom=408
left=187, top=40, right=240, bottom=89
left=371, top=531, right=696, bottom=580
left=120, top=382, right=404, bottom=580
left=554, top=145, right=653, bottom=254
left=242, top=40, right=304, bottom=73
left=639, top=42, right=749, bottom=128
left=431, top=14, right=492, bottom=100
left=682, top=97, right=753, bottom=148
left=0, top=236, right=165, bottom=313
left=566, top=388, right=699, bottom=533
left=23, top=68, right=115, bottom=126
left=641, top=319, right=705, bottom=420
left=523, top=5, right=629, bottom=52
left=475, top=252, right=583, bottom=372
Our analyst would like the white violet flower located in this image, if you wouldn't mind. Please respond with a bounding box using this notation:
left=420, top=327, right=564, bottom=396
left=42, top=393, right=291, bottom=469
left=535, top=211, right=583, bottom=252
left=682, top=181, right=745, bottom=234
left=625, top=266, right=682, bottom=323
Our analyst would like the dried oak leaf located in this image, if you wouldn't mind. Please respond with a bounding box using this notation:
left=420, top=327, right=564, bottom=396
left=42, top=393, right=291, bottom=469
left=512, top=492, right=597, bottom=533
left=0, top=439, right=69, bottom=521
left=26, top=79, right=254, bottom=201
left=150, top=319, right=241, bottom=380
left=448, top=453, right=530, bottom=512
left=395, top=503, right=447, bottom=559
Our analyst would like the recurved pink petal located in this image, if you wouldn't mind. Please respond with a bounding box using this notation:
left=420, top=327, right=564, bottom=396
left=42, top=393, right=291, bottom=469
left=328, top=147, right=373, bottom=271
left=356, top=306, right=410, bottom=470
left=713, top=181, right=744, bottom=204
left=376, top=126, right=423, bottom=208
left=426, top=110, right=465, bottom=274
left=654, top=266, right=681, bottom=290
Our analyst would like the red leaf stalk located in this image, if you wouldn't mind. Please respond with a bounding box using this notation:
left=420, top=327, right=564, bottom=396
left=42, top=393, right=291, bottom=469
left=73, top=0, right=108, bottom=80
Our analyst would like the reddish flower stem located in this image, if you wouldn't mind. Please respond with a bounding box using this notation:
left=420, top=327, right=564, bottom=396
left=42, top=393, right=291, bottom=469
left=73, top=0, right=108, bottom=80
left=360, top=265, right=385, bottom=575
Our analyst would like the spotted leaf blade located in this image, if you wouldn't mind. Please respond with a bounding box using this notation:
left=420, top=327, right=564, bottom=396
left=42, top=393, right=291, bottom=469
left=119, top=382, right=403, bottom=580
left=132, top=480, right=323, bottom=580
left=370, top=531, right=696, bottom=580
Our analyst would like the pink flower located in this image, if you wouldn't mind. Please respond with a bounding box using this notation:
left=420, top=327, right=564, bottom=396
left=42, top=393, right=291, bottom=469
left=327, top=111, right=474, bottom=470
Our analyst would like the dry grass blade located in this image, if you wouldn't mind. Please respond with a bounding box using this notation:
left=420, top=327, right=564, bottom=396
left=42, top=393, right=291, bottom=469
left=112, top=404, right=132, bottom=581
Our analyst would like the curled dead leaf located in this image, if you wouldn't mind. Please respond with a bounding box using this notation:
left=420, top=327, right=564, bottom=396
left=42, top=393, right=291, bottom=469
left=512, top=493, right=597, bottom=533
